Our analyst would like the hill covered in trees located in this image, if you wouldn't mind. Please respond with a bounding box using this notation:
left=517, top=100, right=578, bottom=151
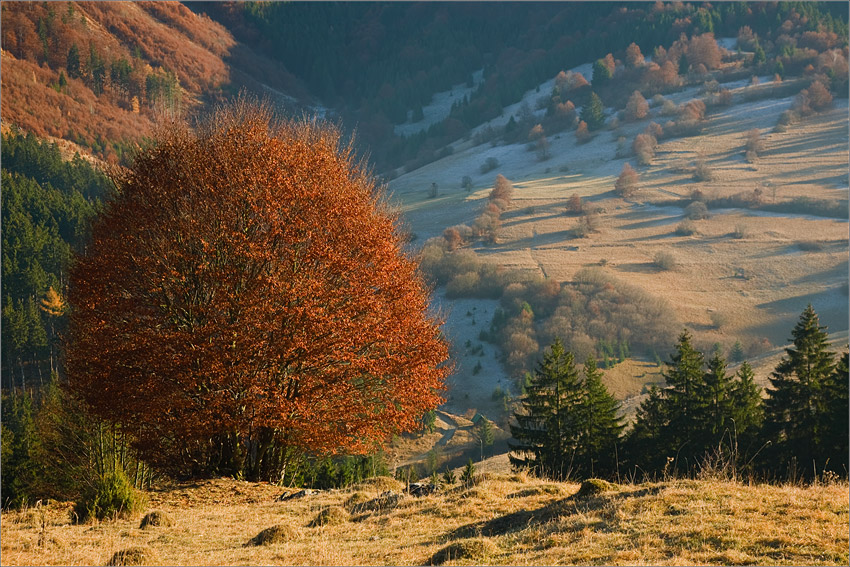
left=2, top=2, right=847, bottom=171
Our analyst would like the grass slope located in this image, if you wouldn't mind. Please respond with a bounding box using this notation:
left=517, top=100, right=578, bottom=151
left=1, top=476, right=846, bottom=566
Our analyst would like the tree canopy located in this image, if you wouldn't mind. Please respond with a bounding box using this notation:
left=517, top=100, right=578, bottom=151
left=66, top=99, right=449, bottom=481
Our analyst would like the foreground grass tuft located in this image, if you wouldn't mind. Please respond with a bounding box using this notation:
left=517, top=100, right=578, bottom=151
left=308, top=506, right=349, bottom=527
left=246, top=524, right=298, bottom=546
left=106, top=546, right=159, bottom=566
left=429, top=537, right=498, bottom=565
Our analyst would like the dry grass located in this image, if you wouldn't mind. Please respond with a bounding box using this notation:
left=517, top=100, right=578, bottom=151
left=1, top=476, right=846, bottom=566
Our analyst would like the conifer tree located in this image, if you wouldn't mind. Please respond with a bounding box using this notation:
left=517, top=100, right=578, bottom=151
left=581, top=92, right=606, bottom=131
left=509, top=339, right=583, bottom=480
left=729, top=361, right=763, bottom=458
left=821, top=350, right=848, bottom=475
left=577, top=356, right=624, bottom=479
left=762, top=305, right=836, bottom=479
left=475, top=417, right=494, bottom=461
left=696, top=351, right=735, bottom=452
left=625, top=385, right=670, bottom=473
left=663, top=329, right=706, bottom=470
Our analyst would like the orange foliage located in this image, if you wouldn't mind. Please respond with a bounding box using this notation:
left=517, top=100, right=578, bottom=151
left=625, top=42, right=645, bottom=68
left=624, top=90, right=649, bottom=121
left=615, top=163, right=639, bottom=197
left=687, top=33, right=722, bottom=70
left=489, top=173, right=514, bottom=205
left=66, top=99, right=449, bottom=478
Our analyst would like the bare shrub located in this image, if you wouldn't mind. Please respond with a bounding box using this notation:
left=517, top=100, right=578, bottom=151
left=446, top=271, right=482, bottom=298
left=692, top=159, right=713, bottom=182
left=732, top=224, right=748, bottom=239
left=685, top=201, right=710, bottom=220
left=710, top=311, right=729, bottom=329
left=615, top=163, right=639, bottom=197
left=675, top=220, right=696, bottom=236
left=575, top=120, right=591, bottom=144
left=443, top=227, right=463, bottom=251
left=566, top=193, right=584, bottom=214
left=489, top=174, right=514, bottom=205
left=625, top=90, right=649, bottom=121
left=660, top=98, right=679, bottom=116
left=653, top=251, right=677, bottom=271
left=573, top=212, right=600, bottom=238
left=745, top=129, right=764, bottom=163
left=632, top=133, right=657, bottom=165
left=479, top=156, right=499, bottom=174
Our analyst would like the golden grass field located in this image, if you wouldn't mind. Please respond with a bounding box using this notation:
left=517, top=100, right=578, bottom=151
left=2, top=474, right=847, bottom=566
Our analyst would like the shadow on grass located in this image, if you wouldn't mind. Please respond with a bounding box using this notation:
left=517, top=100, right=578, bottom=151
left=447, top=483, right=664, bottom=538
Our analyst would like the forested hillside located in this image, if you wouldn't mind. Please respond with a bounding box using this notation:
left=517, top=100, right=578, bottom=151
left=200, top=1, right=848, bottom=172
left=0, top=1, right=309, bottom=163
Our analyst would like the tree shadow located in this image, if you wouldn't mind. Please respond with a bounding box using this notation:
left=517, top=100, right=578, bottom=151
left=446, top=484, right=664, bottom=539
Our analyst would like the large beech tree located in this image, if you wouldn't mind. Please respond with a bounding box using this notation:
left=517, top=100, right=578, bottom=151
left=67, top=100, right=449, bottom=480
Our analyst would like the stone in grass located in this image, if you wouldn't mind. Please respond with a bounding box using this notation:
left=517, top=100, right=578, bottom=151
left=575, top=478, right=619, bottom=498
left=428, top=538, right=498, bottom=565
left=246, top=524, right=298, bottom=546
left=106, top=546, right=160, bottom=566
left=308, top=506, right=349, bottom=527
left=139, top=510, right=174, bottom=529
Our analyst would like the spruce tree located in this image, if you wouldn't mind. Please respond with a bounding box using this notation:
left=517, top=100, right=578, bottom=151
left=729, top=361, right=763, bottom=460
left=821, top=350, right=848, bottom=475
left=509, top=339, right=583, bottom=480
left=663, top=329, right=706, bottom=471
left=625, top=385, right=671, bottom=474
left=696, top=351, right=735, bottom=452
left=475, top=417, right=494, bottom=461
left=762, top=305, right=835, bottom=480
left=577, top=356, right=624, bottom=479
left=591, top=59, right=612, bottom=86
left=581, top=92, right=606, bottom=131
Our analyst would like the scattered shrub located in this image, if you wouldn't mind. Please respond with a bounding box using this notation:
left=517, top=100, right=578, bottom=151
left=107, top=547, right=159, bottom=566
left=615, top=163, right=639, bottom=197
left=633, top=133, right=657, bottom=165
left=685, top=201, right=710, bottom=220
left=73, top=469, right=145, bottom=523
left=575, top=120, right=591, bottom=143
left=692, top=159, right=713, bottom=182
left=675, top=220, right=696, bottom=236
left=428, top=538, right=497, bottom=565
left=247, top=524, right=298, bottom=546
left=479, top=156, right=499, bottom=174
left=139, top=510, right=173, bottom=529
left=575, top=478, right=618, bottom=498
left=795, top=80, right=833, bottom=115
left=744, top=129, right=764, bottom=163
left=573, top=212, right=600, bottom=237
left=566, top=193, right=584, bottom=214
left=653, top=251, right=677, bottom=271
left=624, top=90, right=649, bottom=121
left=308, top=506, right=349, bottom=527
left=710, top=311, right=728, bottom=329
left=732, top=224, right=748, bottom=239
